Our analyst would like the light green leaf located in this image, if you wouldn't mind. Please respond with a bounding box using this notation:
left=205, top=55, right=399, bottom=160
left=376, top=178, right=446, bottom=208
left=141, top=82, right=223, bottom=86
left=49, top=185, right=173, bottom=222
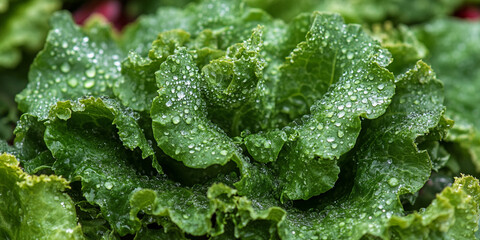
left=385, top=175, right=480, bottom=239
left=201, top=27, right=266, bottom=136
left=0, top=153, right=84, bottom=239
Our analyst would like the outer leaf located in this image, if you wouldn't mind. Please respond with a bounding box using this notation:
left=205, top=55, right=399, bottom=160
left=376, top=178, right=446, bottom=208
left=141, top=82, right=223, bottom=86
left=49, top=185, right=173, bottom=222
left=0, top=153, right=84, bottom=239
left=44, top=96, right=222, bottom=236
left=273, top=13, right=395, bottom=200
left=385, top=175, right=480, bottom=240
left=151, top=48, right=240, bottom=168
left=44, top=102, right=282, bottom=237
left=278, top=61, right=445, bottom=239
left=121, top=0, right=275, bottom=55
left=16, top=11, right=123, bottom=120
left=44, top=100, right=160, bottom=236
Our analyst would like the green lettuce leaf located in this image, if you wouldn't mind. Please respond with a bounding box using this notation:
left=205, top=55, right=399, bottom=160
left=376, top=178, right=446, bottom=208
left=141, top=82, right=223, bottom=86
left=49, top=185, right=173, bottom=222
left=0, top=153, right=84, bottom=239
left=5, top=0, right=480, bottom=238
left=46, top=97, right=159, bottom=175
left=16, top=11, right=123, bottom=120
left=43, top=97, right=284, bottom=237
left=277, top=61, right=445, bottom=239
left=258, top=12, right=395, bottom=200
left=151, top=48, right=241, bottom=168
left=385, top=175, right=480, bottom=239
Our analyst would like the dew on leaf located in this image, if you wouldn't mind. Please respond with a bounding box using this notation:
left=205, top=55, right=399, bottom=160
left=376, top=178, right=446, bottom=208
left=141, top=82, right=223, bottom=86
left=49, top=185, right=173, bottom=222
left=85, top=67, right=96, bottom=78
left=84, top=80, right=95, bottom=89
left=104, top=182, right=113, bottom=189
left=388, top=178, right=399, bottom=187
left=172, top=116, right=181, bottom=124
left=67, top=78, right=78, bottom=87
left=60, top=62, right=71, bottom=73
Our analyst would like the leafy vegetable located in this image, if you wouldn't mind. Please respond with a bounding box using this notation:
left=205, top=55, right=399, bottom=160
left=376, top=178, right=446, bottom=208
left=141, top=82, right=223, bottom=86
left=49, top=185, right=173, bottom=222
left=0, top=153, right=83, bottom=239
left=2, top=0, right=480, bottom=239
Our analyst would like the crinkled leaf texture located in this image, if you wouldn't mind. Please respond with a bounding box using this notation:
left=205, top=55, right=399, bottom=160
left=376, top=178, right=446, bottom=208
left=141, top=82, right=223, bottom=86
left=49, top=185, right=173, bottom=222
left=386, top=175, right=480, bottom=239
left=6, top=0, right=480, bottom=239
left=277, top=61, right=447, bottom=239
left=151, top=48, right=242, bottom=168
left=0, top=153, right=84, bottom=239
left=270, top=12, right=394, bottom=200
left=16, top=11, right=124, bottom=120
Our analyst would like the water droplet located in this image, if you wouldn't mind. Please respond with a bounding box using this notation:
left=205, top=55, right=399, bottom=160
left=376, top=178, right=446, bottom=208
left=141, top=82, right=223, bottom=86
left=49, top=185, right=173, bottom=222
left=388, top=178, right=399, bottom=187
left=317, top=124, right=324, bottom=130
left=60, top=62, right=71, bottom=73
left=377, top=84, right=385, bottom=90
left=166, top=100, right=173, bottom=107
left=337, top=111, right=345, bottom=118
left=172, top=116, right=180, bottom=124
left=337, top=130, right=344, bottom=138
left=347, top=52, right=354, bottom=59
left=68, top=78, right=78, bottom=87
left=104, top=182, right=113, bottom=189
left=220, top=150, right=228, bottom=156
left=327, top=137, right=335, bottom=142
left=85, top=67, right=96, bottom=78
left=84, top=80, right=95, bottom=89
left=177, top=91, right=185, bottom=100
